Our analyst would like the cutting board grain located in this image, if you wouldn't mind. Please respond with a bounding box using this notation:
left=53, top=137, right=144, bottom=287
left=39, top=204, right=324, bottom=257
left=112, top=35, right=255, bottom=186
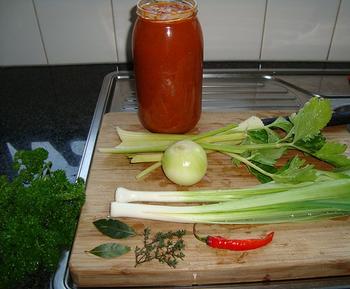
left=69, top=111, right=350, bottom=287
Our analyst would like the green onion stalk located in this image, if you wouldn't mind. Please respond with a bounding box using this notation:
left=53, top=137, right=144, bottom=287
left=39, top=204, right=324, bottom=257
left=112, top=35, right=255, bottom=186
left=111, top=177, right=350, bottom=224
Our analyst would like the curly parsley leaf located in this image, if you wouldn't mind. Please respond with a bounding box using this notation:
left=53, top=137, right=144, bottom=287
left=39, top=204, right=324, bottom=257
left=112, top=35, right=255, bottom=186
left=0, top=148, right=85, bottom=289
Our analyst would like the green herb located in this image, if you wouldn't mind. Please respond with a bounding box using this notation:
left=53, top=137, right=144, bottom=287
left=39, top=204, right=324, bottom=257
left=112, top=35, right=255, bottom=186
left=200, top=97, right=350, bottom=183
left=135, top=228, right=186, bottom=268
left=273, top=157, right=317, bottom=184
left=0, top=148, right=85, bottom=289
left=93, top=218, right=136, bottom=239
left=290, top=97, right=332, bottom=142
left=88, top=243, right=130, bottom=259
left=247, top=161, right=277, bottom=183
left=314, top=142, right=350, bottom=167
left=267, top=116, right=293, bottom=132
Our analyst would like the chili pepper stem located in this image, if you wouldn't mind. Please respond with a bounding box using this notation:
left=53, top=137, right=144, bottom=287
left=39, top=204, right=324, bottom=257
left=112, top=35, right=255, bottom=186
left=192, top=224, right=208, bottom=244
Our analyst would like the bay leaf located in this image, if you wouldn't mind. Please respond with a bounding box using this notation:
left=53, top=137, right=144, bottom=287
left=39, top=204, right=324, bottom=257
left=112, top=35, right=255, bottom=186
left=93, top=218, right=136, bottom=239
left=88, top=243, right=130, bottom=259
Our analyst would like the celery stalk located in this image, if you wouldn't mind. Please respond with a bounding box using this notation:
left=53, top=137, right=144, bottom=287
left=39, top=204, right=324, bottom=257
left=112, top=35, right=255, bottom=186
left=135, top=162, right=162, bottom=180
left=130, top=153, right=163, bottom=163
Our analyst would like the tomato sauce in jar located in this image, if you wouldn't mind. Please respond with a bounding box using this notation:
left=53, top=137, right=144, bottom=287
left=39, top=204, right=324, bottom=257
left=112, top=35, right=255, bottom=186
left=132, top=0, right=203, bottom=133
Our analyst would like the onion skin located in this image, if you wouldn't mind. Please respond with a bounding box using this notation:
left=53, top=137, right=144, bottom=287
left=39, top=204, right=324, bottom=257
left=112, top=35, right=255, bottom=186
left=162, top=140, right=207, bottom=186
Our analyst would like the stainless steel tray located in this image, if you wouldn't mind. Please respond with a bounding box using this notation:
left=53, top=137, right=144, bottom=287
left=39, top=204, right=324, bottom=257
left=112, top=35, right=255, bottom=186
left=109, top=71, right=310, bottom=113
left=51, top=69, right=350, bottom=289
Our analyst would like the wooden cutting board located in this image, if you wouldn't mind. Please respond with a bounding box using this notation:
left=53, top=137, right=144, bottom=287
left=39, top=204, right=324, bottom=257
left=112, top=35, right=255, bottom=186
left=69, top=111, right=350, bottom=287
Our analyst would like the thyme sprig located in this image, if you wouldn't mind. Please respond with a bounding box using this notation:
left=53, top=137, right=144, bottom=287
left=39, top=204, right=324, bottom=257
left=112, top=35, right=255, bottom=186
left=135, top=228, right=186, bottom=268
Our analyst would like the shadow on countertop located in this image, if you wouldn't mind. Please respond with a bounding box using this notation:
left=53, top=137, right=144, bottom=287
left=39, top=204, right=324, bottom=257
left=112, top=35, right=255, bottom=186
left=0, top=64, right=116, bottom=181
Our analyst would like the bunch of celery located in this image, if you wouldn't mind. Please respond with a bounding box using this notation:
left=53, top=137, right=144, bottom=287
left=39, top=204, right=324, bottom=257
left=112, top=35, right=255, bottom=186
left=99, top=119, right=253, bottom=179
left=100, top=97, right=350, bottom=183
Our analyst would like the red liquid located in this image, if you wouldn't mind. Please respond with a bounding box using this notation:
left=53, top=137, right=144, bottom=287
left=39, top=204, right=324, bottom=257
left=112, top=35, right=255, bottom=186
left=132, top=1, right=203, bottom=133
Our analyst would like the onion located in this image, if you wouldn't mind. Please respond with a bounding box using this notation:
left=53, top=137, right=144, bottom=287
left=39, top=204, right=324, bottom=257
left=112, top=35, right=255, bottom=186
left=161, top=140, right=207, bottom=186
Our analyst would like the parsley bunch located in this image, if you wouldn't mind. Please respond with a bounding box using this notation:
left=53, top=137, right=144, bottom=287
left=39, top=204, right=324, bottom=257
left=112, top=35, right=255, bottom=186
left=0, top=148, right=85, bottom=289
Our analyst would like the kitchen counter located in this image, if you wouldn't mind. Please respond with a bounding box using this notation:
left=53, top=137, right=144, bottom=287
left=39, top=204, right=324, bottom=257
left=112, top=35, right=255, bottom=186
left=1, top=63, right=350, bottom=289
left=0, top=64, right=115, bottom=181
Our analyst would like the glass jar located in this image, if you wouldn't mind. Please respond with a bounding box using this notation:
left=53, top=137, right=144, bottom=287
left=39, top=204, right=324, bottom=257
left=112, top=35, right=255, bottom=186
left=132, top=0, right=203, bottom=133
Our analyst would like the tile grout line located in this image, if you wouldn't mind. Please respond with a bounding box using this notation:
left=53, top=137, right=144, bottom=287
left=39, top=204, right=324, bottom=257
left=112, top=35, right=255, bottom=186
left=258, top=0, right=268, bottom=66
left=110, top=0, right=120, bottom=65
left=32, top=0, right=49, bottom=65
left=326, top=0, right=342, bottom=61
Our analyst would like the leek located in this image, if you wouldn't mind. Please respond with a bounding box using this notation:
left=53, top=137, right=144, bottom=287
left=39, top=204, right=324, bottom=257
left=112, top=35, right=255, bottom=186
left=111, top=178, right=350, bottom=224
left=115, top=182, right=314, bottom=203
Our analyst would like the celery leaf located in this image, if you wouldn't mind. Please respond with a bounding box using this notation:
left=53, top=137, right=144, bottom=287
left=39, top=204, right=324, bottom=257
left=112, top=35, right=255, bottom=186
left=314, top=142, right=350, bottom=168
left=248, top=129, right=268, bottom=144
left=251, top=147, right=286, bottom=166
left=294, top=133, right=326, bottom=153
left=265, top=127, right=281, bottom=143
left=247, top=162, right=277, bottom=183
left=273, top=157, right=317, bottom=184
left=268, top=116, right=293, bottom=132
left=291, top=98, right=332, bottom=143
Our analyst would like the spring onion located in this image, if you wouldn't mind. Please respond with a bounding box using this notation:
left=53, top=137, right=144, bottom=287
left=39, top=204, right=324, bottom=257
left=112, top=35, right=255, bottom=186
left=111, top=175, right=350, bottom=224
left=115, top=182, right=315, bottom=203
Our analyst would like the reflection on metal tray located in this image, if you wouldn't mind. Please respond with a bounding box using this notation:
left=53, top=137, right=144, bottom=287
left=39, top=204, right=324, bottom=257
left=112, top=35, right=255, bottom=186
left=279, top=75, right=350, bottom=98
left=278, top=74, right=350, bottom=110
left=108, top=71, right=313, bottom=113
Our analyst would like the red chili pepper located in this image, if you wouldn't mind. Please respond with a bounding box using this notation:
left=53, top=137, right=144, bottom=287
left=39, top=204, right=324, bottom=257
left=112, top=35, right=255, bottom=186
left=193, top=225, right=274, bottom=251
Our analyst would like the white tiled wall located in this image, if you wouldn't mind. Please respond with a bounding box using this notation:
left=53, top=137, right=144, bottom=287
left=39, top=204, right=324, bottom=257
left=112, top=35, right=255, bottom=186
left=199, top=0, right=266, bottom=61
left=112, top=0, right=136, bottom=63
left=261, top=0, right=339, bottom=61
left=1, top=0, right=349, bottom=66
left=0, top=0, right=46, bottom=65
left=329, top=0, right=350, bottom=61
left=34, top=0, right=117, bottom=64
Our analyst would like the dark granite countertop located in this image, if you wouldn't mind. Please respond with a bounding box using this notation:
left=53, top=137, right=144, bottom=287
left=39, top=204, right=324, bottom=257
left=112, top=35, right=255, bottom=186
left=0, top=64, right=116, bottom=181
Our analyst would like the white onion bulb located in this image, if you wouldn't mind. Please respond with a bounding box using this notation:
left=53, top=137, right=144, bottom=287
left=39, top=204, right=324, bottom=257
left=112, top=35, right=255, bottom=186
left=161, top=140, right=207, bottom=186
